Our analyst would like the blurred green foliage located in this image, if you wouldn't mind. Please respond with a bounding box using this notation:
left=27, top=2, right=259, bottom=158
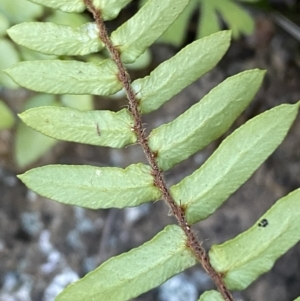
left=141, top=0, right=260, bottom=46
left=0, top=0, right=259, bottom=167
left=0, top=100, right=14, bottom=129
left=0, top=0, right=95, bottom=167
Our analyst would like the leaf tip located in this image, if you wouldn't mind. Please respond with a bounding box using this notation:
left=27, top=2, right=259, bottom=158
left=2, top=66, right=16, bottom=80
left=6, top=23, right=20, bottom=36
left=210, top=30, right=232, bottom=44
left=6, top=27, right=13, bottom=37
left=223, top=29, right=232, bottom=39
left=257, top=69, right=267, bottom=80
left=2, top=67, right=9, bottom=75
left=259, top=69, right=267, bottom=75
left=247, top=68, right=266, bottom=82
left=17, top=112, right=25, bottom=121
left=224, top=29, right=232, bottom=36
left=17, top=173, right=25, bottom=182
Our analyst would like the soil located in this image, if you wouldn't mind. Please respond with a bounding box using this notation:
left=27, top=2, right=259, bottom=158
left=1, top=10, right=300, bottom=301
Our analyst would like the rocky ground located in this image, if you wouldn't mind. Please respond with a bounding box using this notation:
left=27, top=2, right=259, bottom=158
left=1, top=7, right=300, bottom=301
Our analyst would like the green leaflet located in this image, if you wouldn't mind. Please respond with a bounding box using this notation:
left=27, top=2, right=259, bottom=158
left=171, top=102, right=300, bottom=224
left=19, top=107, right=136, bottom=148
left=132, top=31, right=231, bottom=114
left=28, top=0, right=85, bottom=13
left=92, top=0, right=132, bottom=20
left=209, top=188, right=300, bottom=291
left=293, top=298, right=300, bottom=301
left=7, top=22, right=104, bottom=56
left=198, top=290, right=223, bottom=301
left=111, top=0, right=189, bottom=63
left=4, top=59, right=122, bottom=95
left=18, top=164, right=161, bottom=209
left=149, top=69, right=265, bottom=171
left=56, top=225, right=196, bottom=301
left=0, top=100, right=14, bottom=130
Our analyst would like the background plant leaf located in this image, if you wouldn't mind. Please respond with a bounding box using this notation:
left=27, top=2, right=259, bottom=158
left=149, top=69, right=265, bottom=171
left=155, top=0, right=198, bottom=46
left=5, top=59, right=122, bottom=95
left=198, top=290, right=223, bottom=301
left=132, top=31, right=231, bottom=114
left=0, top=39, right=20, bottom=88
left=15, top=94, right=59, bottom=168
left=209, top=188, right=300, bottom=290
left=171, top=102, right=300, bottom=224
left=45, top=9, right=89, bottom=27
left=238, top=0, right=261, bottom=2
left=0, top=0, right=43, bottom=24
left=19, top=107, right=136, bottom=148
left=0, top=12, right=9, bottom=36
left=18, top=164, right=161, bottom=209
left=198, top=0, right=221, bottom=38
left=60, top=94, right=93, bottom=111
left=125, top=48, right=151, bottom=70
left=8, top=22, right=104, bottom=56
left=0, top=100, right=14, bottom=130
left=212, top=0, right=255, bottom=38
left=111, top=0, right=189, bottom=63
left=92, top=0, right=132, bottom=21
left=56, top=225, right=196, bottom=301
left=141, top=0, right=257, bottom=46
left=28, top=0, right=85, bottom=13
left=18, top=44, right=57, bottom=62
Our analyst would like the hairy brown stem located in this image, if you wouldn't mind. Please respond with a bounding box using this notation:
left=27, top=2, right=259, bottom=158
left=84, top=1, right=234, bottom=300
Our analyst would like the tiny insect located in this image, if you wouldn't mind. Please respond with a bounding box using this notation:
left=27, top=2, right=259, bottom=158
left=258, top=218, right=268, bottom=227
left=96, top=123, right=101, bottom=136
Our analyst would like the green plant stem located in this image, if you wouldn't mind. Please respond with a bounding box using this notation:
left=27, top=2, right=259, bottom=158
left=84, top=1, right=234, bottom=300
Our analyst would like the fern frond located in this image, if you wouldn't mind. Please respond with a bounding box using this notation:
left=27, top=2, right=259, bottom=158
left=5, top=0, right=300, bottom=300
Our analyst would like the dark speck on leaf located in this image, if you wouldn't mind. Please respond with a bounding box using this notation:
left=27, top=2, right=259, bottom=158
left=258, top=219, right=268, bottom=227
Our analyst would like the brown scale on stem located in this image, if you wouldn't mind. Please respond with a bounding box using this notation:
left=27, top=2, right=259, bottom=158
left=83, top=1, right=234, bottom=300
